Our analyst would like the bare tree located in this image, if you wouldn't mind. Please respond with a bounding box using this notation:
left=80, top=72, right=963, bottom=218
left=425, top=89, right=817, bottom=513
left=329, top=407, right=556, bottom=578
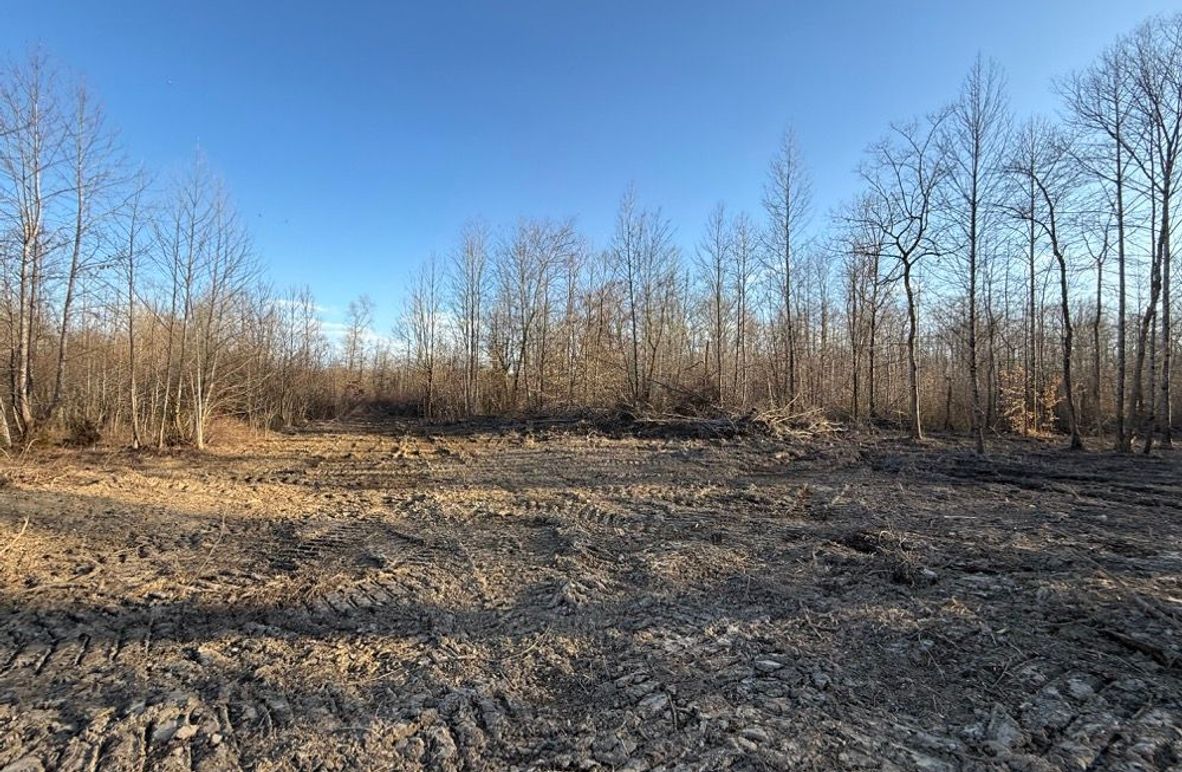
left=0, top=52, right=65, bottom=439
left=731, top=211, right=756, bottom=406
left=495, top=217, right=575, bottom=410
left=611, top=187, right=678, bottom=407
left=840, top=197, right=886, bottom=422
left=451, top=220, right=488, bottom=416
left=858, top=110, right=951, bottom=440
left=409, top=256, right=442, bottom=417
left=47, top=82, right=119, bottom=424
left=120, top=170, right=150, bottom=448
left=944, top=55, right=1009, bottom=453
left=188, top=190, right=256, bottom=449
left=343, top=294, right=374, bottom=381
left=762, top=129, right=811, bottom=406
left=1062, top=39, right=1136, bottom=450
left=1129, top=16, right=1182, bottom=449
left=695, top=203, right=731, bottom=403
left=1080, top=212, right=1113, bottom=433
left=1010, top=119, right=1084, bottom=449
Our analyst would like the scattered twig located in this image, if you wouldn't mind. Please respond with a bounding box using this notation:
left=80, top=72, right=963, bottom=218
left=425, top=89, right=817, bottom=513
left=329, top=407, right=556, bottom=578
left=1069, top=546, right=1182, bottom=631
left=1102, top=627, right=1181, bottom=671
left=190, top=511, right=229, bottom=581
left=0, top=515, right=30, bottom=559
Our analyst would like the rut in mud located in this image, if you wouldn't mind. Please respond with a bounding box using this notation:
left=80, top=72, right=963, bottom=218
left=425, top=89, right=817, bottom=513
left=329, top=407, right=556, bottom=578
left=0, top=419, right=1180, bottom=770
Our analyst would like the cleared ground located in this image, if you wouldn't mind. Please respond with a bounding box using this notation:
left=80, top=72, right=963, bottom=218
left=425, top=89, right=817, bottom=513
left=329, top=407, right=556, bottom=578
left=0, top=417, right=1180, bottom=770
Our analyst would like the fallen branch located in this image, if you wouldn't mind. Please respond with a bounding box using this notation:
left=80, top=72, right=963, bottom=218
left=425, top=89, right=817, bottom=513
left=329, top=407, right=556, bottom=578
left=0, top=515, right=30, bottom=559
left=1102, top=627, right=1182, bottom=671
left=1066, top=544, right=1182, bottom=631
left=749, top=405, right=841, bottom=439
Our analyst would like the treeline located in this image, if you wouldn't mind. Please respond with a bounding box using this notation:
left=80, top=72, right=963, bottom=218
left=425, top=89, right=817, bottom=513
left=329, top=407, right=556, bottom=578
left=370, top=14, right=1181, bottom=453
left=2, top=15, right=1181, bottom=453
left=0, top=54, right=343, bottom=449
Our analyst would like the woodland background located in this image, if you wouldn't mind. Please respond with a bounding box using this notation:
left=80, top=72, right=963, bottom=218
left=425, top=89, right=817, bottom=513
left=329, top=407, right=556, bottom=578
left=2, top=14, right=1180, bottom=453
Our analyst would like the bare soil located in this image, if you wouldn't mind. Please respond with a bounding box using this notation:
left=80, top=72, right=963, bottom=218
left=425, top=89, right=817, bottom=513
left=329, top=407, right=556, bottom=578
left=1, top=418, right=1180, bottom=770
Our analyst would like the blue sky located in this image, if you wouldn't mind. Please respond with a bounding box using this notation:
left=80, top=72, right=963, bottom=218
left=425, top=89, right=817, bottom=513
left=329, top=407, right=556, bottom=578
left=4, top=1, right=1177, bottom=331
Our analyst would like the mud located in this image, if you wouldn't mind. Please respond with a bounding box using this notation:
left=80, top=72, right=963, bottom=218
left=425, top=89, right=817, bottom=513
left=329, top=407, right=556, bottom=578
left=0, top=419, right=1180, bottom=770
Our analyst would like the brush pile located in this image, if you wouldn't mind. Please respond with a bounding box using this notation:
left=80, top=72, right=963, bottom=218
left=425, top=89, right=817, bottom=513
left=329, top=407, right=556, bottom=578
left=622, top=405, right=841, bottom=441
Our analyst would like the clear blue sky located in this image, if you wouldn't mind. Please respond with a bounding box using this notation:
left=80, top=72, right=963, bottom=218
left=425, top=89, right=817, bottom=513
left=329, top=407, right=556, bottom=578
left=4, top=1, right=1176, bottom=331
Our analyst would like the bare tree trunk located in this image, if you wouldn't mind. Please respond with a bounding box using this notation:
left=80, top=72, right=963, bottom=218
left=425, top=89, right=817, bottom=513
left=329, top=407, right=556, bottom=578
left=1115, top=133, right=1129, bottom=451
left=904, top=261, right=923, bottom=440
left=868, top=254, right=880, bottom=421
left=950, top=55, right=1005, bottom=453
left=1026, top=169, right=1038, bottom=435
left=126, top=180, right=145, bottom=449
left=1132, top=197, right=1159, bottom=449
left=1056, top=249, right=1083, bottom=449
left=1157, top=191, right=1172, bottom=446
left=0, top=396, right=11, bottom=448
left=1093, top=259, right=1103, bottom=433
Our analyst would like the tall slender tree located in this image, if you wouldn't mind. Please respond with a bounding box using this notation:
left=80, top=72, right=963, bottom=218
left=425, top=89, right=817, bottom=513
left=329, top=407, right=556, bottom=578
left=858, top=110, right=951, bottom=440
left=762, top=129, right=811, bottom=407
left=944, top=55, right=1009, bottom=454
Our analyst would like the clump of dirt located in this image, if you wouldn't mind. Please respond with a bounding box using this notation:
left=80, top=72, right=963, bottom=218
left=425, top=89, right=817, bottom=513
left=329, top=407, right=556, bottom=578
left=0, top=419, right=1179, bottom=770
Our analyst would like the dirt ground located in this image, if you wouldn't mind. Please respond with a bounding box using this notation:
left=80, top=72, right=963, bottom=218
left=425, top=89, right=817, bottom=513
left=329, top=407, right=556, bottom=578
left=0, top=416, right=1180, bottom=771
